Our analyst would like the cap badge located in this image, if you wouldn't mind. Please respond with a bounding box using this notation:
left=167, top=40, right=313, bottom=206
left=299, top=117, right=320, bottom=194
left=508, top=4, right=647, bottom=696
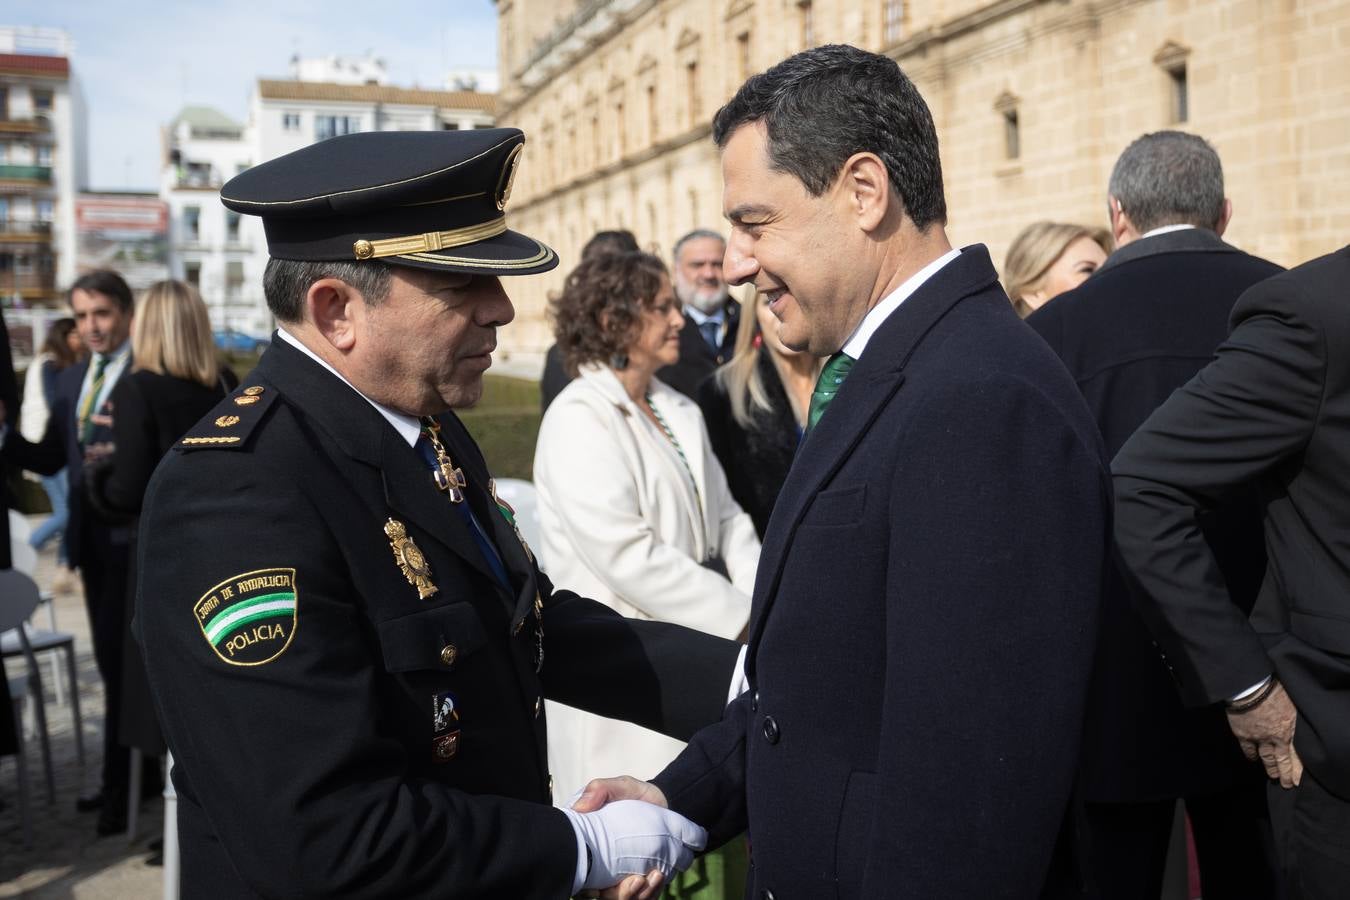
left=496, top=144, right=523, bottom=212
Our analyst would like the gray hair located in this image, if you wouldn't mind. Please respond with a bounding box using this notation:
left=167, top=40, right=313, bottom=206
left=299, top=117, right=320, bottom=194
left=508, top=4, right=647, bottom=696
left=262, top=258, right=394, bottom=323
left=1108, top=131, right=1226, bottom=234
left=672, top=229, right=725, bottom=265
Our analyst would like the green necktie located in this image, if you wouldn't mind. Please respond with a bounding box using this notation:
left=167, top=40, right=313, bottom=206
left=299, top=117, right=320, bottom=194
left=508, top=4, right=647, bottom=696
left=78, top=353, right=111, bottom=445
left=806, top=351, right=855, bottom=433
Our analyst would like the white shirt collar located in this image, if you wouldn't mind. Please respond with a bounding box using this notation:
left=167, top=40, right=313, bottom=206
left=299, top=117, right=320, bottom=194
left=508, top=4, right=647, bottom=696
left=1140, top=223, right=1197, bottom=239
left=276, top=328, right=423, bottom=448
left=683, top=303, right=725, bottom=326
left=841, top=248, right=961, bottom=360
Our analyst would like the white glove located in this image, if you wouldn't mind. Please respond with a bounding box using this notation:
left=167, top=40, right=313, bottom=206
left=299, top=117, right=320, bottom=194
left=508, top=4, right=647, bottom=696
left=560, top=799, right=708, bottom=893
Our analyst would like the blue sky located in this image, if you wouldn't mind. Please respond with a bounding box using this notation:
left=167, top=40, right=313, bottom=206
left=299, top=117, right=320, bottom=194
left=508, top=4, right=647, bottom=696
left=7, top=0, right=499, bottom=190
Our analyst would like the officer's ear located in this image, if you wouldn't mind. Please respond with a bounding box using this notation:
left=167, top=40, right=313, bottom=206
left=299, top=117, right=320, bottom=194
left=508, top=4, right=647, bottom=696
left=306, top=277, right=362, bottom=352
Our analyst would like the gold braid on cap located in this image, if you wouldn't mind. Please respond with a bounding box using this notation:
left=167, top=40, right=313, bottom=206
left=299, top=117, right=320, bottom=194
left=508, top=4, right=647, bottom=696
left=353, top=216, right=508, bottom=261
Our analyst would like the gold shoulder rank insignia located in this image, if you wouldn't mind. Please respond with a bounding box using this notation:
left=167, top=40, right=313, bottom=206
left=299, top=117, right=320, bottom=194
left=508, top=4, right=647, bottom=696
left=385, top=518, right=437, bottom=599
left=194, top=568, right=298, bottom=666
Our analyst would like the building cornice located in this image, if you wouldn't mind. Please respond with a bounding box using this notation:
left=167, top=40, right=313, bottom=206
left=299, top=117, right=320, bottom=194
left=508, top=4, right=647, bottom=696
left=501, top=0, right=660, bottom=116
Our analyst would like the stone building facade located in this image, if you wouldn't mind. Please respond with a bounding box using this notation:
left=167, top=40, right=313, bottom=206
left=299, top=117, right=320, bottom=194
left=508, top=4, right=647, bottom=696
left=493, top=0, right=1350, bottom=367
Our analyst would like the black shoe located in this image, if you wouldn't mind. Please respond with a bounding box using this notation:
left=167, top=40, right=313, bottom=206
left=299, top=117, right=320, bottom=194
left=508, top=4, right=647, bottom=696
left=148, top=837, right=163, bottom=853
left=76, top=792, right=104, bottom=813
left=145, top=852, right=164, bottom=867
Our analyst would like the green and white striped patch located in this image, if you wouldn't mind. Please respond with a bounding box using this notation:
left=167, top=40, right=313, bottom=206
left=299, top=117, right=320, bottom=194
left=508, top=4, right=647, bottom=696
left=193, top=568, right=298, bottom=666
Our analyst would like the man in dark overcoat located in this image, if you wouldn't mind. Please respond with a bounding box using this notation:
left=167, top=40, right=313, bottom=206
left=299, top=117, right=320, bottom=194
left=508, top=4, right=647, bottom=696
left=578, top=44, right=1110, bottom=899
left=1029, top=131, right=1282, bottom=899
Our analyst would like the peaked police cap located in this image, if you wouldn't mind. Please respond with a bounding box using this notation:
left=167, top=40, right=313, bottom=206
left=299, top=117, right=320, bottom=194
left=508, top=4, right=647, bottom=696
left=220, top=128, right=557, bottom=276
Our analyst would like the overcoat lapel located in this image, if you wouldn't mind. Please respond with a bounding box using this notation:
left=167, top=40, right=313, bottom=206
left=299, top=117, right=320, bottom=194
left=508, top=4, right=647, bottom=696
left=254, top=338, right=507, bottom=592
left=745, top=247, right=1004, bottom=673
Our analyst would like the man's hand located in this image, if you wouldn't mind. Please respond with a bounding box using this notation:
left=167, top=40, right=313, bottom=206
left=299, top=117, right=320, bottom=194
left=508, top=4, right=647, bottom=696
left=572, top=776, right=668, bottom=813
left=1227, top=679, right=1302, bottom=788
left=561, top=799, right=705, bottom=896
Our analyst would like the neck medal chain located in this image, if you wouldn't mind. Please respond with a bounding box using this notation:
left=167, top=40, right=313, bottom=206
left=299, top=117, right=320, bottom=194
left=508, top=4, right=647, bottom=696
left=420, top=418, right=467, bottom=504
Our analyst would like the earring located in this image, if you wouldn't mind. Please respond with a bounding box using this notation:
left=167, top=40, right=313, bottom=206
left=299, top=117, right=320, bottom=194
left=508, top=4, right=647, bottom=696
left=752, top=333, right=763, bottom=349
left=609, top=351, right=629, bottom=370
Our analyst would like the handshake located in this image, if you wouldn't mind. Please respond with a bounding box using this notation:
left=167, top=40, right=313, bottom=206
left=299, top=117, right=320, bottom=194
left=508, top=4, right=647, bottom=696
left=560, top=776, right=706, bottom=900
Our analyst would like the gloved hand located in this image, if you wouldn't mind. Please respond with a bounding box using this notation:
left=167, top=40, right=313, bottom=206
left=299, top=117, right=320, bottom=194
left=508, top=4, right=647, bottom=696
left=560, top=799, right=707, bottom=893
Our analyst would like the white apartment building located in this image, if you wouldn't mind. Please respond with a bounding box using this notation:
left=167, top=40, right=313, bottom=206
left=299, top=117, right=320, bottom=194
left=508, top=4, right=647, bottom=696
left=162, top=55, right=496, bottom=337
left=0, top=26, right=88, bottom=307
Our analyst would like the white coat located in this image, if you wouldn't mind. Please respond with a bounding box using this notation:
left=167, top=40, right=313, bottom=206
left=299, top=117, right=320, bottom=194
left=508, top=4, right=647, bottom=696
left=535, top=363, right=759, bottom=804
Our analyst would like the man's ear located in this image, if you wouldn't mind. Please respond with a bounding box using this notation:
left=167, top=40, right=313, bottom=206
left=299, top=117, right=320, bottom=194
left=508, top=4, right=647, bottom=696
left=306, top=278, right=361, bottom=352
left=1214, top=198, right=1233, bottom=237
left=839, top=152, right=891, bottom=233
left=1108, top=196, right=1136, bottom=247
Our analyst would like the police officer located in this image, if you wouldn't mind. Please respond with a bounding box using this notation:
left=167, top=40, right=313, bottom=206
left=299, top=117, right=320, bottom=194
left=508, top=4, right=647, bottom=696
left=134, top=129, right=741, bottom=898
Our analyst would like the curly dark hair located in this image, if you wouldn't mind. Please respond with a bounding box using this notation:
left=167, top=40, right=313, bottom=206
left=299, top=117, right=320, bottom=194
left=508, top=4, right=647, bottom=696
left=550, top=251, right=669, bottom=377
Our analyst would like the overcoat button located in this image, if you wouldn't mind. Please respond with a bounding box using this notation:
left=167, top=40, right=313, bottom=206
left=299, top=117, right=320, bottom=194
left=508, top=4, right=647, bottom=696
left=751, top=691, right=759, bottom=712
left=762, top=891, right=775, bottom=900
left=534, top=696, right=542, bottom=718
left=440, top=644, right=458, bottom=666
left=762, top=716, right=780, bottom=744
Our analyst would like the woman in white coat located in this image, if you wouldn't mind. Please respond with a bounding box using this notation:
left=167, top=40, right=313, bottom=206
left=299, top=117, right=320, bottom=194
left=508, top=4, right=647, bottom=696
left=536, top=250, right=760, bottom=812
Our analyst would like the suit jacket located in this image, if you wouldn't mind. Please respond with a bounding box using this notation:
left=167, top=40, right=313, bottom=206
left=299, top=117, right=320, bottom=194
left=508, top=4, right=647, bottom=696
left=536, top=363, right=759, bottom=802
left=0, top=308, right=20, bottom=757
left=698, top=350, right=801, bottom=539
left=1028, top=228, right=1281, bottom=801
left=652, top=246, right=1111, bottom=899
left=133, top=337, right=740, bottom=898
left=3, top=353, right=129, bottom=568
left=538, top=342, right=570, bottom=414
left=1113, top=245, right=1350, bottom=801
left=657, top=298, right=741, bottom=399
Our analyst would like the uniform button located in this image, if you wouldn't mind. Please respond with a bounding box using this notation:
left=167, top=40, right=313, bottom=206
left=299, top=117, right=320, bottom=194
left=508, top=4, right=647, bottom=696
left=439, top=644, right=458, bottom=666
left=534, top=696, right=542, bottom=718
left=762, top=716, right=780, bottom=744
left=549, top=775, right=554, bottom=796
left=762, top=891, right=775, bottom=900
left=751, top=691, right=759, bottom=712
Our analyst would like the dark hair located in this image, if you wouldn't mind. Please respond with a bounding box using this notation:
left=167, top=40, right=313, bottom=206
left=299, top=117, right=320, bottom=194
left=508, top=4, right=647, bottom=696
left=581, top=229, right=641, bottom=261
left=69, top=269, right=134, bottom=314
left=262, top=258, right=394, bottom=323
left=713, top=44, right=946, bottom=229
left=550, top=251, right=668, bottom=376
left=1108, top=131, right=1226, bottom=233
left=41, top=317, right=79, bottom=368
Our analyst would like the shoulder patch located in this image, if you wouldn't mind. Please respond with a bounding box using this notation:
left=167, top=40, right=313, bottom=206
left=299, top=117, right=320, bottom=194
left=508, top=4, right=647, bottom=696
left=178, top=382, right=279, bottom=451
left=195, top=568, right=298, bottom=666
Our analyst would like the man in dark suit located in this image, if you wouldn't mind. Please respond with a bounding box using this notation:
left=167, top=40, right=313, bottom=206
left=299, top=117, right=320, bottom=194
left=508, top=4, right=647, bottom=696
left=578, top=45, right=1110, bottom=899
left=132, top=128, right=738, bottom=898
left=1114, top=246, right=1350, bottom=899
left=1028, top=131, right=1281, bottom=899
left=0, top=306, right=22, bottom=761
left=655, top=229, right=740, bottom=399
left=3, top=269, right=141, bottom=835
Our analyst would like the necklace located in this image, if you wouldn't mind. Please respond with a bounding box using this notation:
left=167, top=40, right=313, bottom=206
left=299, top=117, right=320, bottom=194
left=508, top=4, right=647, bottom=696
left=645, top=392, right=702, bottom=510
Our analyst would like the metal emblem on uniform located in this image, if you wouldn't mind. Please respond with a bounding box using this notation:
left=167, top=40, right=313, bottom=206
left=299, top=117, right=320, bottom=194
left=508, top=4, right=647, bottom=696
left=234, top=395, right=259, bottom=407
left=495, top=144, right=523, bottom=212
left=432, top=691, right=461, bottom=762
left=194, top=568, right=298, bottom=666
left=384, top=518, right=437, bottom=599
left=215, top=415, right=240, bottom=428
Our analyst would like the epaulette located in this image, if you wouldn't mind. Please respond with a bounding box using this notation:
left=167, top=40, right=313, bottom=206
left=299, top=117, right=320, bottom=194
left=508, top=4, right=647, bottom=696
left=176, top=383, right=278, bottom=452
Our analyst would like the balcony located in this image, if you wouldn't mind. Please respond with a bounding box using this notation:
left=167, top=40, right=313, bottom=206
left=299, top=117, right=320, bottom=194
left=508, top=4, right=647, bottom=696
left=0, top=165, right=52, bottom=184
left=0, top=219, right=52, bottom=240
left=0, top=269, right=58, bottom=298
left=0, top=116, right=53, bottom=135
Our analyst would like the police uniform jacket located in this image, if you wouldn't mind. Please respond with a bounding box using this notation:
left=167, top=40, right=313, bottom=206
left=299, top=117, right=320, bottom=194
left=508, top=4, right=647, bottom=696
left=134, top=335, right=740, bottom=899
left=651, top=246, right=1111, bottom=899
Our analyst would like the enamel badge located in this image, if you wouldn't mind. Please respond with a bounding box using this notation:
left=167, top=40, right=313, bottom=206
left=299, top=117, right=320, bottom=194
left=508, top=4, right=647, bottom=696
left=385, top=518, right=437, bottom=599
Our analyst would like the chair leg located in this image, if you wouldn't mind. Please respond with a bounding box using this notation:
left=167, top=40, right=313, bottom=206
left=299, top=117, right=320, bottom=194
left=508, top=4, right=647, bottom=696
left=64, top=643, right=84, bottom=768
left=12, top=698, right=34, bottom=850
left=128, top=747, right=143, bottom=842
left=27, top=674, right=56, bottom=803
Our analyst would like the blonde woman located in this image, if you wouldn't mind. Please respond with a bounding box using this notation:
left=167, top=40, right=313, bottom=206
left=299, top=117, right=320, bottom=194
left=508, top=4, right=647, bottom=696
left=698, top=290, right=821, bottom=538
left=88, top=280, right=237, bottom=775
left=1004, top=222, right=1111, bottom=317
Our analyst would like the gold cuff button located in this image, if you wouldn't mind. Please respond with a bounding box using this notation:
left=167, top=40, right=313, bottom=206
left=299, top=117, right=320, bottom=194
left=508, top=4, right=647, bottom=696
left=440, top=644, right=458, bottom=667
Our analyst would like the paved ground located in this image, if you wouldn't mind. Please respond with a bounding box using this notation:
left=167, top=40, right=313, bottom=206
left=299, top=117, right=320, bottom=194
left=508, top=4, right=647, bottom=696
left=1, top=517, right=164, bottom=899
